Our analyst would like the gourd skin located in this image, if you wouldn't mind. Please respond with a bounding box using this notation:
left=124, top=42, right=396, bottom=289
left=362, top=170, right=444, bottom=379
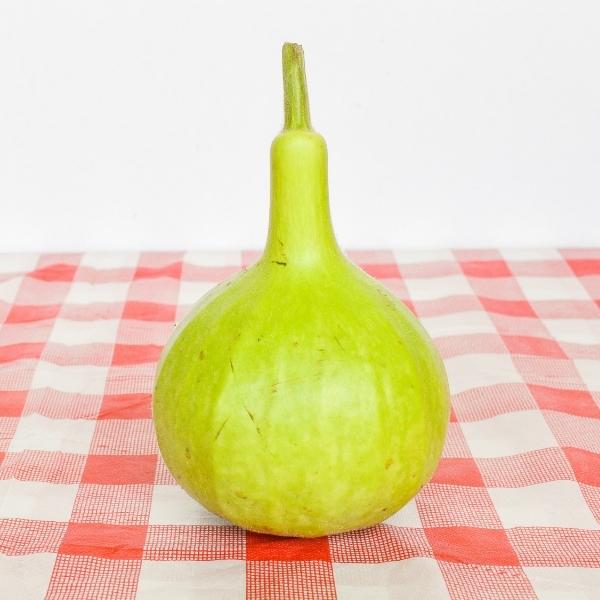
left=154, top=255, right=448, bottom=537
left=153, top=44, right=450, bottom=538
left=153, top=253, right=449, bottom=537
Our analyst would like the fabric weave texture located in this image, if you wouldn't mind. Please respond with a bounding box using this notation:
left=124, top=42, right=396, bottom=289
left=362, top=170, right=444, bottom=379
left=0, top=249, right=599, bottom=599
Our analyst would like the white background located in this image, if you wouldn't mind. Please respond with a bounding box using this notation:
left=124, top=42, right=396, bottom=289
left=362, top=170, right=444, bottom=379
left=1, top=1, right=599, bottom=252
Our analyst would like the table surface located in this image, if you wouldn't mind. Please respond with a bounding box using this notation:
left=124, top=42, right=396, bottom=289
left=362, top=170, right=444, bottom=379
left=1, top=249, right=599, bottom=599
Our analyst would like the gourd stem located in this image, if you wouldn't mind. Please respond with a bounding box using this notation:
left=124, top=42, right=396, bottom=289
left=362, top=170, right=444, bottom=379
left=282, top=43, right=312, bottom=130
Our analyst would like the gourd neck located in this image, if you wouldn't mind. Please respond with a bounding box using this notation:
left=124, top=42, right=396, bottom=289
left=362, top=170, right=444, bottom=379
left=263, top=43, right=341, bottom=267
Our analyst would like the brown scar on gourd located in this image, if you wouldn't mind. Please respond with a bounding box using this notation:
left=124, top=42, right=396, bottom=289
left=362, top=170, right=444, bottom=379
left=214, top=417, right=230, bottom=441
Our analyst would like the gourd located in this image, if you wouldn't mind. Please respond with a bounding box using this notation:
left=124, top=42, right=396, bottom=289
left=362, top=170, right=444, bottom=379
left=153, top=42, right=450, bottom=538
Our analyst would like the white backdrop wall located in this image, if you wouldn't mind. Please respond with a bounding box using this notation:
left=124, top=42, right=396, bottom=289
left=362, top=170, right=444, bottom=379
left=1, top=1, right=599, bottom=252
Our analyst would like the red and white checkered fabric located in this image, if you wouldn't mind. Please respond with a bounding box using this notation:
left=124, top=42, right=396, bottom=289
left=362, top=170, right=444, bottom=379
left=1, top=249, right=599, bottom=599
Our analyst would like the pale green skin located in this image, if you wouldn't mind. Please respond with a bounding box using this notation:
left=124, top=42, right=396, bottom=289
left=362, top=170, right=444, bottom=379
left=153, top=44, right=450, bottom=538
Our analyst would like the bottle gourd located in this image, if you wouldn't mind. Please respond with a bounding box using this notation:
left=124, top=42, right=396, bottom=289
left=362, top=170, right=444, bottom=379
left=153, top=43, right=450, bottom=537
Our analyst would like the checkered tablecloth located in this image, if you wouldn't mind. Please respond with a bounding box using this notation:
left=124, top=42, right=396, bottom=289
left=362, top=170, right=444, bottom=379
left=1, top=249, right=599, bottom=599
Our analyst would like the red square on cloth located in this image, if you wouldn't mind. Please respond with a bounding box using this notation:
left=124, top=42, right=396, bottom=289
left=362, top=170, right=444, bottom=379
left=134, top=262, right=183, bottom=280
left=59, top=522, right=147, bottom=559
left=247, top=532, right=331, bottom=562
left=359, top=263, right=401, bottom=279
left=0, top=390, right=28, bottom=416
left=0, top=342, right=45, bottom=363
left=5, top=304, right=61, bottom=323
left=427, top=527, right=520, bottom=566
left=479, top=297, right=536, bottom=317
left=503, top=335, right=567, bottom=358
left=528, top=384, right=600, bottom=418
left=430, top=458, right=485, bottom=487
left=460, top=260, right=512, bottom=278
left=98, top=393, right=152, bottom=420
left=566, top=259, right=600, bottom=276
left=82, top=455, right=157, bottom=485
left=29, top=263, right=78, bottom=282
left=111, top=344, right=163, bottom=366
left=122, top=301, right=176, bottom=322
left=564, top=447, right=600, bottom=486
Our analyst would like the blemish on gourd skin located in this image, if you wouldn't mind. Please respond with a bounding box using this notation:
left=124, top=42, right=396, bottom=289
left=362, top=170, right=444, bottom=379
left=244, top=404, right=262, bottom=438
left=271, top=260, right=287, bottom=267
left=385, top=458, right=394, bottom=469
left=276, top=238, right=288, bottom=262
left=229, top=357, right=235, bottom=374
left=214, top=417, right=230, bottom=441
left=198, top=350, right=205, bottom=360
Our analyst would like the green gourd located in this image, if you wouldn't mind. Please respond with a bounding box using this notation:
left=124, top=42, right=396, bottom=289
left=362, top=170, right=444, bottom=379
left=153, top=43, right=450, bottom=538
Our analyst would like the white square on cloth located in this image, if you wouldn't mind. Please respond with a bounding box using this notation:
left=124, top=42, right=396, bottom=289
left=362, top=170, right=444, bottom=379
left=382, top=498, right=423, bottom=528
left=516, top=276, right=589, bottom=301
left=8, top=413, right=95, bottom=454
left=31, top=362, right=108, bottom=395
left=421, top=310, right=497, bottom=338
left=0, top=554, right=57, bottom=600
left=0, top=479, right=78, bottom=521
left=574, top=359, right=600, bottom=392
left=524, top=566, right=600, bottom=599
left=0, top=276, right=23, bottom=304
left=403, top=275, right=472, bottom=301
left=444, top=353, right=522, bottom=395
left=177, top=281, right=216, bottom=307
left=80, top=252, right=140, bottom=269
left=489, top=481, right=600, bottom=530
left=499, top=248, right=562, bottom=261
left=393, top=249, right=455, bottom=264
left=543, top=319, right=600, bottom=345
left=333, top=558, right=449, bottom=600
left=149, top=485, right=230, bottom=526
left=0, top=254, right=39, bottom=275
left=49, top=318, right=121, bottom=345
left=183, top=251, right=242, bottom=267
left=65, top=282, right=130, bottom=304
left=137, top=560, right=245, bottom=599
left=461, top=410, right=557, bottom=458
